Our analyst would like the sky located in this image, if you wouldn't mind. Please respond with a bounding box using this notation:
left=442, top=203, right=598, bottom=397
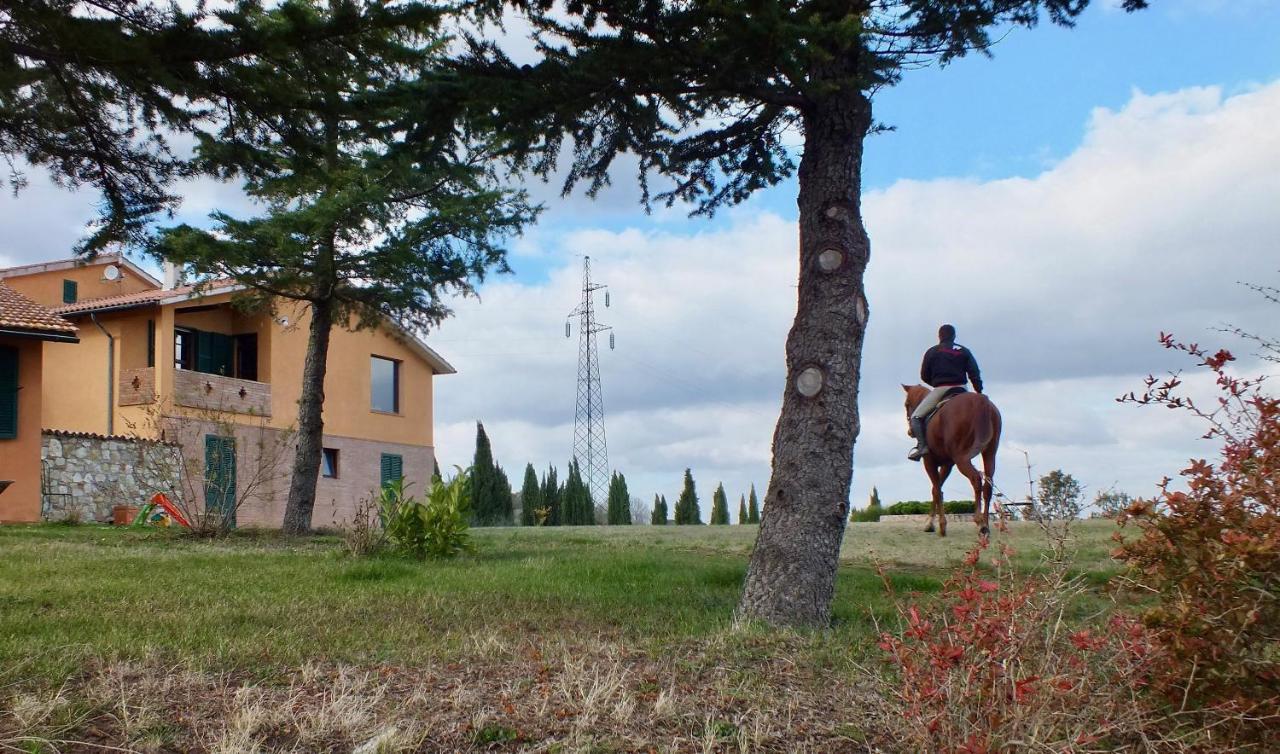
left=3, top=1, right=1279, bottom=521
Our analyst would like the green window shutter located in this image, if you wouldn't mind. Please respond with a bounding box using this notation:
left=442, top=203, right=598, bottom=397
left=146, top=320, right=155, bottom=368
left=196, top=330, right=213, bottom=373
left=214, top=333, right=234, bottom=376
left=380, top=453, right=403, bottom=487
left=0, top=346, right=17, bottom=439
left=204, top=435, right=237, bottom=527
left=62, top=280, right=77, bottom=304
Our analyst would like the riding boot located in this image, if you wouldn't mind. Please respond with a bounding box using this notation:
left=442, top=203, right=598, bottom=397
left=907, top=417, right=928, bottom=461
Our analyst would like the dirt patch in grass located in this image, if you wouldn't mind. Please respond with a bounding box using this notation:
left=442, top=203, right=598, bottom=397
left=2, top=633, right=884, bottom=753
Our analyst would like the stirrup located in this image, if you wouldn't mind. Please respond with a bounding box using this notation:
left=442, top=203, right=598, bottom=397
left=907, top=445, right=926, bottom=462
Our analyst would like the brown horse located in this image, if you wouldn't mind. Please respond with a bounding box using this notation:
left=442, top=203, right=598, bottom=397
left=902, top=385, right=1002, bottom=537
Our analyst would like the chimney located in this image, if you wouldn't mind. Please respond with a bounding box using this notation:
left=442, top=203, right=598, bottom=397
left=162, top=261, right=183, bottom=290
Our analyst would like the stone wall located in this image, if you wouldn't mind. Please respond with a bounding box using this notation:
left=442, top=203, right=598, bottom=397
left=41, top=430, right=185, bottom=522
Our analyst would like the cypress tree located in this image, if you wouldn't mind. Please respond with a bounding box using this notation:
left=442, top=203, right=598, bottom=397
left=453, top=0, right=1150, bottom=625
left=674, top=469, right=702, bottom=525
left=520, top=463, right=540, bottom=526
left=870, top=487, right=882, bottom=511
left=651, top=494, right=667, bottom=525
left=710, top=483, right=730, bottom=525
left=747, top=485, right=760, bottom=524
left=471, top=422, right=499, bottom=525
left=541, top=466, right=560, bottom=526
left=563, top=459, right=589, bottom=525
left=495, top=464, right=513, bottom=524
left=738, top=494, right=748, bottom=525
left=607, top=472, right=632, bottom=525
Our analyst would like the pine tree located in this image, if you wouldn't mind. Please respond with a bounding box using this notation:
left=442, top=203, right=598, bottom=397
left=738, top=495, right=748, bottom=525
left=607, top=472, right=632, bottom=525
left=747, top=485, right=760, bottom=525
left=520, top=463, right=541, bottom=526
left=674, top=469, right=702, bottom=525
left=152, top=2, right=537, bottom=535
left=455, top=0, right=1150, bottom=624
left=541, top=466, right=560, bottom=526
left=710, top=483, right=730, bottom=525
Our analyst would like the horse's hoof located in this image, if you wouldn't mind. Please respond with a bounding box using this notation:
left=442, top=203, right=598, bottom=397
left=938, top=530, right=947, bottom=538
left=980, top=526, right=990, bottom=536
left=923, top=525, right=934, bottom=533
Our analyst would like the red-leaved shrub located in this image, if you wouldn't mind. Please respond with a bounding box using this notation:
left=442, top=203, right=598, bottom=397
left=875, top=536, right=1171, bottom=753
left=1115, top=334, right=1280, bottom=742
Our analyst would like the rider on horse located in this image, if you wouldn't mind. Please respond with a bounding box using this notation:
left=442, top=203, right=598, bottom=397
left=908, top=324, right=983, bottom=461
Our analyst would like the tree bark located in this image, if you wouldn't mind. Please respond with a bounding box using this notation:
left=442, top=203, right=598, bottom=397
left=281, top=297, right=334, bottom=535
left=737, top=88, right=872, bottom=626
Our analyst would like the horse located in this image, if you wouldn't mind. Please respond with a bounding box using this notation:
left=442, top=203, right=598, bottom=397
left=901, top=384, right=1002, bottom=537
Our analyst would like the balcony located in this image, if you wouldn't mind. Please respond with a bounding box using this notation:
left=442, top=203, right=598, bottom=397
left=118, top=366, right=271, bottom=417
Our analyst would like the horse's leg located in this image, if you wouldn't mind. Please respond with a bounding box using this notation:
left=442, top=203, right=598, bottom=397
left=923, top=461, right=942, bottom=533
left=955, top=456, right=986, bottom=539
left=934, top=464, right=953, bottom=537
left=980, top=444, right=997, bottom=536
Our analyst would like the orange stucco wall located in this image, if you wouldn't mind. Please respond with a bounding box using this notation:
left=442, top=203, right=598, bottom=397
left=2, top=261, right=154, bottom=309
left=0, top=338, right=45, bottom=522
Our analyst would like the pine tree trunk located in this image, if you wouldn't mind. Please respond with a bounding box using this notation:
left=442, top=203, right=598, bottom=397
left=281, top=298, right=334, bottom=535
left=738, top=88, right=872, bottom=626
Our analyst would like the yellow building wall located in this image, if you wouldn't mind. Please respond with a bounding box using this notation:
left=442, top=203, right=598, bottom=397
left=267, top=303, right=434, bottom=447
left=3, top=262, right=154, bottom=309
left=36, top=293, right=437, bottom=450
left=0, top=338, right=46, bottom=522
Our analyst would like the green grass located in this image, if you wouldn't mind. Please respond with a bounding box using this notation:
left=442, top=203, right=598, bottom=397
left=0, top=520, right=1124, bottom=751
left=0, top=520, right=1119, bottom=677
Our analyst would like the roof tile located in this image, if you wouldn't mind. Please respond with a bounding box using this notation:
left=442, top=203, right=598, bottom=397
left=0, top=281, right=78, bottom=336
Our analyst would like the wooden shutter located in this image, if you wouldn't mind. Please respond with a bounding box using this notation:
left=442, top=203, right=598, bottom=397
left=204, top=435, right=237, bottom=527
left=146, top=320, right=155, bottom=367
left=0, top=346, right=17, bottom=439
left=62, top=279, right=77, bottom=303
left=380, top=453, right=403, bottom=488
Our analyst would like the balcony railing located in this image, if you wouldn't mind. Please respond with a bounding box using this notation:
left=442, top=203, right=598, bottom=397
left=173, top=369, right=272, bottom=417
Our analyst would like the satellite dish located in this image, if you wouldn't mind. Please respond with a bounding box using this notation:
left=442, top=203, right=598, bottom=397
left=102, top=264, right=121, bottom=281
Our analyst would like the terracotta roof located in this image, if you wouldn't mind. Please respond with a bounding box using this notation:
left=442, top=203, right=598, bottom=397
left=0, top=281, right=78, bottom=338
left=42, top=428, right=179, bottom=446
left=0, top=253, right=162, bottom=288
left=52, top=279, right=240, bottom=315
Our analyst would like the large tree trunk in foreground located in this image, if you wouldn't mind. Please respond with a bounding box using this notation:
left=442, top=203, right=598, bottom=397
left=738, top=89, right=872, bottom=627
left=281, top=298, right=334, bottom=535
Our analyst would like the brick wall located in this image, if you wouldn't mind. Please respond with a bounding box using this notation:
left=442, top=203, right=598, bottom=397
left=118, top=367, right=155, bottom=406
left=173, top=369, right=271, bottom=416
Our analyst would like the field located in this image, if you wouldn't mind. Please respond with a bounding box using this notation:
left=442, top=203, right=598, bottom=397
left=0, top=520, right=1123, bottom=753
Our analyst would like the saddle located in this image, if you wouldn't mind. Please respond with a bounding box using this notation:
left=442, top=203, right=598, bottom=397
left=921, top=386, right=968, bottom=433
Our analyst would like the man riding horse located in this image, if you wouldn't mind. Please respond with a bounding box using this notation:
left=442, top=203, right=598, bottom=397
left=908, top=324, right=983, bottom=461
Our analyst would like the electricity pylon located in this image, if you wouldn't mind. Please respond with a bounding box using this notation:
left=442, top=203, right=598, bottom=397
left=565, top=256, right=614, bottom=507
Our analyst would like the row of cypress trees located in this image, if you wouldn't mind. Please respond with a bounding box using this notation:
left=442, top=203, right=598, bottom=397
left=471, top=422, right=764, bottom=526
left=649, top=469, right=762, bottom=525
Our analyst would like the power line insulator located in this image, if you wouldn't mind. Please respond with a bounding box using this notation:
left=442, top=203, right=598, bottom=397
left=565, top=322, right=571, bottom=338
left=609, top=332, right=615, bottom=350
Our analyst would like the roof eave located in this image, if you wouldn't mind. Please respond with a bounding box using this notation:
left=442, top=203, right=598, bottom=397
left=0, top=327, right=79, bottom=343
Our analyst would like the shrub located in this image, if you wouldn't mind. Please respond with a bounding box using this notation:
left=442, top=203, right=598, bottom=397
left=873, top=538, right=1177, bottom=752
left=849, top=506, right=882, bottom=523
left=1116, top=334, right=1280, bottom=740
left=339, top=494, right=386, bottom=558
left=881, top=500, right=974, bottom=516
left=381, top=470, right=474, bottom=560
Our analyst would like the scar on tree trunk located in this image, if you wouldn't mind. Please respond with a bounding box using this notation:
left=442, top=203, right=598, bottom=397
left=281, top=300, right=333, bottom=535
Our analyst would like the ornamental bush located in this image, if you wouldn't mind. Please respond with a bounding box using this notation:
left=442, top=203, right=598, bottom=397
left=1115, top=334, right=1280, bottom=740
left=380, top=470, right=474, bottom=560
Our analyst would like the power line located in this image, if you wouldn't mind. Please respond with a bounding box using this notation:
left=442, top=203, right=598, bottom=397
left=566, top=256, right=614, bottom=505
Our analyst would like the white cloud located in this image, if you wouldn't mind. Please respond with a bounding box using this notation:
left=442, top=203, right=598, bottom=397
left=431, top=79, right=1280, bottom=516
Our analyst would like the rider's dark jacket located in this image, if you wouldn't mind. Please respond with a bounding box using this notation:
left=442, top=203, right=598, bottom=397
left=921, top=341, right=983, bottom=392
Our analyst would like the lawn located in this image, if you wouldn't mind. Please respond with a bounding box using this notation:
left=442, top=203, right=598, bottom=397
left=0, top=519, right=1122, bottom=753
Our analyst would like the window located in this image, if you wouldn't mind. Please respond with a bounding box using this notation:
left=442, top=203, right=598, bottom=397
left=174, top=328, right=195, bottom=370
left=0, top=346, right=17, bottom=440
left=234, top=333, right=258, bottom=381
left=380, top=453, right=403, bottom=488
left=62, top=279, right=78, bottom=304
left=371, top=356, right=400, bottom=413
left=322, top=448, right=339, bottom=479
left=146, top=320, right=155, bottom=368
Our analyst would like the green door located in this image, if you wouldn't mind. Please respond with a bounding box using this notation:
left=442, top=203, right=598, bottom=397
left=204, top=435, right=237, bottom=527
